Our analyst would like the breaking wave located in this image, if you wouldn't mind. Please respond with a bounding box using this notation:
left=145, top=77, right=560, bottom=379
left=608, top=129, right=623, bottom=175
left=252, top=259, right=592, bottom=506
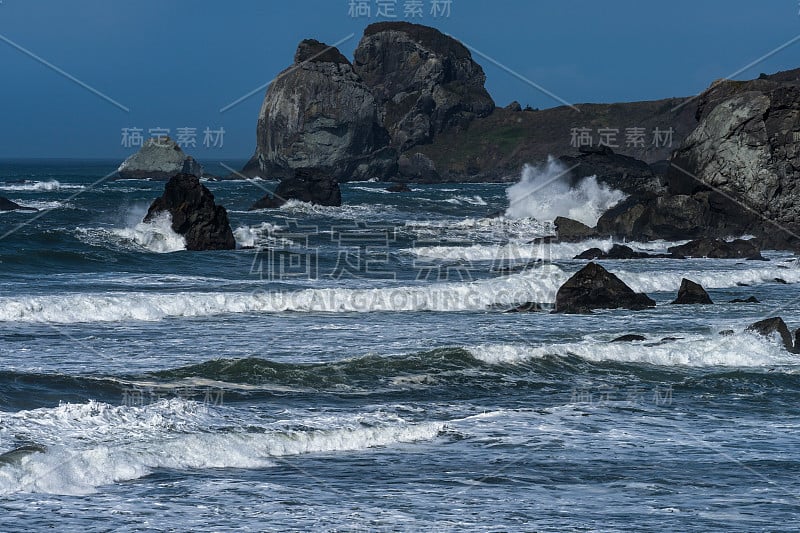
left=0, top=267, right=565, bottom=323
left=0, top=400, right=442, bottom=495
left=505, top=157, right=626, bottom=226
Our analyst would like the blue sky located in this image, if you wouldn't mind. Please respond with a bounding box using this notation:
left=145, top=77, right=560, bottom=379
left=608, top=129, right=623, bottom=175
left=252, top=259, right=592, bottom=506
left=1, top=0, right=799, bottom=159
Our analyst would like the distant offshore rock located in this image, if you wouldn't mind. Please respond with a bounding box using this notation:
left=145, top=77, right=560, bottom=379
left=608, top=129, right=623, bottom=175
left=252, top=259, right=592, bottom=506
left=118, top=137, right=204, bottom=180
left=0, top=197, right=38, bottom=212
left=145, top=173, right=235, bottom=251
left=250, top=168, right=342, bottom=209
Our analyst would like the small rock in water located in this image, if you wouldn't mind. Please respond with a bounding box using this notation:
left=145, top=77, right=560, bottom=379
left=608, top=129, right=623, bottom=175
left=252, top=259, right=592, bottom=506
left=729, top=296, right=759, bottom=304
left=386, top=183, right=412, bottom=193
left=611, top=334, right=647, bottom=342
left=554, top=262, right=656, bottom=314
left=671, top=278, right=713, bottom=305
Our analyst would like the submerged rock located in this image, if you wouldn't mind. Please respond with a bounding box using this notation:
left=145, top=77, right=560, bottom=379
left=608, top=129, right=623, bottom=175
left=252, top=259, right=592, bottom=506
left=611, top=334, right=647, bottom=342
left=145, top=173, right=235, bottom=251
left=250, top=168, right=342, bottom=209
left=118, top=137, right=203, bottom=180
left=729, top=296, right=760, bottom=304
left=386, top=183, right=412, bottom=193
left=553, top=262, right=656, bottom=314
left=671, top=278, right=713, bottom=304
left=746, top=317, right=795, bottom=352
left=0, top=197, right=38, bottom=212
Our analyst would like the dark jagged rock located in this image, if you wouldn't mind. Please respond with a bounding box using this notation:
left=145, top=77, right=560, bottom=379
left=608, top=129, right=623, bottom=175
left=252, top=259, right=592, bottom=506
left=553, top=262, right=656, bottom=314
left=671, top=278, right=713, bottom=305
left=118, top=137, right=204, bottom=180
left=554, top=216, right=599, bottom=242
left=397, top=153, right=440, bottom=182
left=505, top=101, right=522, bottom=112
left=386, top=183, right=412, bottom=193
left=559, top=146, right=664, bottom=196
left=250, top=168, right=341, bottom=209
left=573, top=244, right=676, bottom=260
left=574, top=247, right=605, bottom=260
left=353, top=22, right=494, bottom=151
left=729, top=296, right=760, bottom=303
left=774, top=278, right=788, bottom=284
left=0, top=197, right=38, bottom=212
left=667, top=238, right=762, bottom=259
left=144, top=173, right=235, bottom=251
left=746, top=317, right=795, bottom=352
left=611, top=334, right=647, bottom=342
left=596, top=192, right=748, bottom=241
left=719, top=329, right=735, bottom=336
left=252, top=39, right=397, bottom=182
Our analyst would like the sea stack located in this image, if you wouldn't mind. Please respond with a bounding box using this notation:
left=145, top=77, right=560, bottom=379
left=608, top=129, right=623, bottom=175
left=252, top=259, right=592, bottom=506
left=144, top=173, right=235, bottom=251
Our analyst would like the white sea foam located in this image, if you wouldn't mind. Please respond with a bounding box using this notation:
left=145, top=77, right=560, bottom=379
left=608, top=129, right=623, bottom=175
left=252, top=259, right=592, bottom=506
left=110, top=212, right=186, bottom=253
left=233, top=225, right=259, bottom=248
left=0, top=400, right=442, bottom=495
left=444, top=195, right=488, bottom=206
left=615, top=265, right=800, bottom=293
left=407, top=238, right=683, bottom=262
left=0, top=180, right=82, bottom=192
left=0, top=267, right=565, bottom=323
left=404, top=216, right=553, bottom=241
left=468, top=332, right=800, bottom=367
left=505, top=157, right=626, bottom=225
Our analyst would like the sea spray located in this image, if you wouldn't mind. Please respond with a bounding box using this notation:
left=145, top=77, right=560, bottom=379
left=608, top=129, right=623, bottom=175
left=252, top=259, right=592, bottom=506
left=505, top=157, right=626, bottom=225
left=111, top=211, right=186, bottom=253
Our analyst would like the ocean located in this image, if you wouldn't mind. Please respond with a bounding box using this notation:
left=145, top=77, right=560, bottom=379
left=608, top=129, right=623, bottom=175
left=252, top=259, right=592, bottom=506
left=1, top=160, right=799, bottom=532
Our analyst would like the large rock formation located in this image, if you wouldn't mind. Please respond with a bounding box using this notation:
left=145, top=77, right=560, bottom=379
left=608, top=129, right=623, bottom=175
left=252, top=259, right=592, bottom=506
left=249, top=168, right=341, bottom=209
left=0, top=197, right=37, bottom=212
left=553, top=262, right=656, bottom=314
left=145, top=173, right=235, bottom=251
left=253, top=39, right=396, bottom=182
left=353, top=22, right=495, bottom=151
left=665, top=69, right=800, bottom=244
left=118, top=138, right=203, bottom=180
